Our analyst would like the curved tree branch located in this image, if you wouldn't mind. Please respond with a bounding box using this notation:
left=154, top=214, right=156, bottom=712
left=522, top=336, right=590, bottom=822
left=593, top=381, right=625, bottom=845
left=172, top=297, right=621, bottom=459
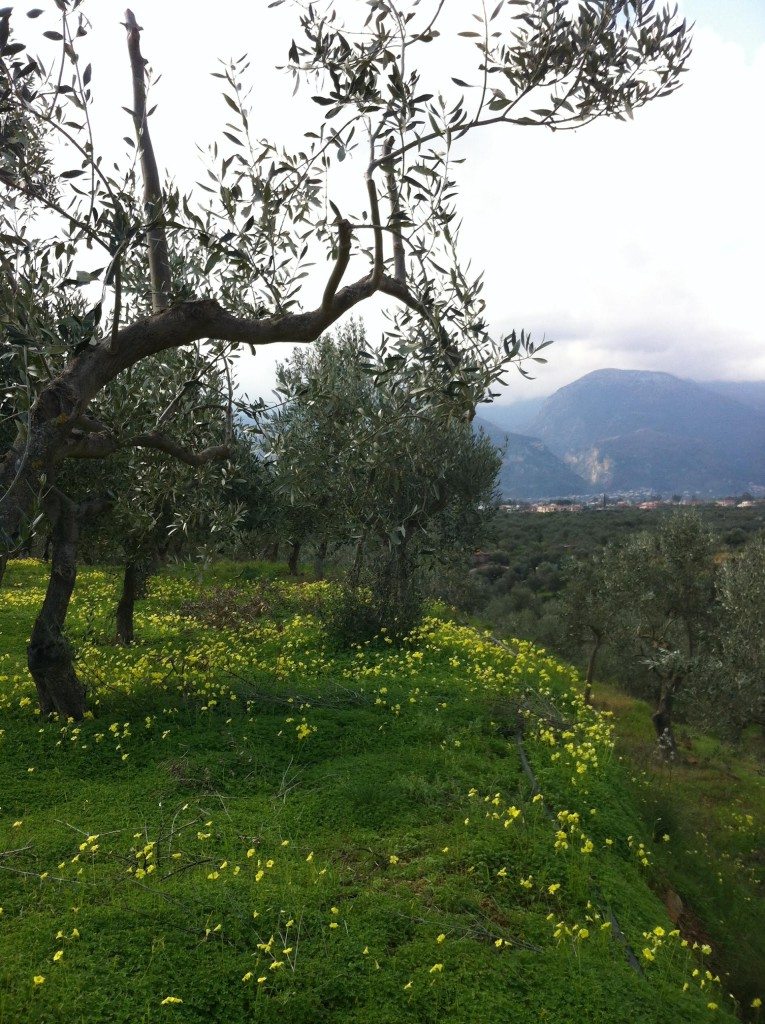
left=63, top=428, right=231, bottom=467
left=321, top=214, right=352, bottom=314
left=130, top=433, right=231, bottom=467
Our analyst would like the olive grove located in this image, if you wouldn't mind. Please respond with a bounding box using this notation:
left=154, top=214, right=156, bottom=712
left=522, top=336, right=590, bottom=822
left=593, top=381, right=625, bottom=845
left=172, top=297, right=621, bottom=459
left=1, top=0, right=691, bottom=716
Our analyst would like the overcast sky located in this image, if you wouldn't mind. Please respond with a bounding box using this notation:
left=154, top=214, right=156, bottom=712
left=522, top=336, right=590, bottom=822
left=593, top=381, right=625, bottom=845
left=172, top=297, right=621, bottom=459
left=33, top=0, right=765, bottom=406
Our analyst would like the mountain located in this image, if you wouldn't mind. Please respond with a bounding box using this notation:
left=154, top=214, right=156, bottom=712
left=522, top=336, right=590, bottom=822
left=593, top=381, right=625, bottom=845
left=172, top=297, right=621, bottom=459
left=475, top=417, right=589, bottom=500
left=524, top=369, right=765, bottom=496
left=475, top=397, right=544, bottom=435
left=703, top=380, right=765, bottom=413
left=563, top=428, right=750, bottom=494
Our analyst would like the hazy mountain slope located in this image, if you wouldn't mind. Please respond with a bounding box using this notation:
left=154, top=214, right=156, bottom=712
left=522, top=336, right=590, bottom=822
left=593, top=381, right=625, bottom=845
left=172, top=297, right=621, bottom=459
left=520, top=369, right=765, bottom=495
left=564, top=428, right=754, bottom=494
left=475, top=417, right=589, bottom=499
left=527, top=369, right=765, bottom=456
left=474, top=397, right=544, bottom=435
left=702, top=380, right=765, bottom=413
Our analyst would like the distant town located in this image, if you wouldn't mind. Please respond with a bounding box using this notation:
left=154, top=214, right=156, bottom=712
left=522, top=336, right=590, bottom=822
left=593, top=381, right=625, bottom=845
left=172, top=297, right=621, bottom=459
left=499, top=494, right=764, bottom=514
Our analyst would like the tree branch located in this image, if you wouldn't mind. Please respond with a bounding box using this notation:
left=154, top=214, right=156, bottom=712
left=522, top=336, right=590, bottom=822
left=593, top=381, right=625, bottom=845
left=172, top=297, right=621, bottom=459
left=2, top=268, right=430, bottom=551
left=69, top=414, right=109, bottom=433
left=63, top=428, right=231, bottom=467
left=124, top=9, right=171, bottom=312
left=75, top=494, right=114, bottom=521
left=365, top=162, right=384, bottom=287
left=382, top=137, right=406, bottom=284
left=130, top=432, right=231, bottom=467
left=321, top=214, right=352, bottom=314
left=153, top=378, right=201, bottom=431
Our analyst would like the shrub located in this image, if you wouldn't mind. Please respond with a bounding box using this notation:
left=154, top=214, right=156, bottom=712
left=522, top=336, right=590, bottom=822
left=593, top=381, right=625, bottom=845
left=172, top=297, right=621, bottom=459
left=323, top=550, right=424, bottom=646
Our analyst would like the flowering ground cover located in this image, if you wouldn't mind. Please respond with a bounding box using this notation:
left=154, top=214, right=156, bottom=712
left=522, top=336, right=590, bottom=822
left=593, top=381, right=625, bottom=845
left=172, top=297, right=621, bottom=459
left=0, top=560, right=755, bottom=1022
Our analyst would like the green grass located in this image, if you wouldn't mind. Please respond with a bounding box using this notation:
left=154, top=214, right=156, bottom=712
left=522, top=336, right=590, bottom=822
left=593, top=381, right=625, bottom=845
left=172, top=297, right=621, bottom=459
left=593, top=682, right=765, bottom=1013
left=0, top=559, right=757, bottom=1022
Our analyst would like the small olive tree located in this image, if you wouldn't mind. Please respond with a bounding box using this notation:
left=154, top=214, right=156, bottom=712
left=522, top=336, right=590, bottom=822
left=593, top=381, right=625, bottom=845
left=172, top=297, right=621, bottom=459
left=61, top=343, right=242, bottom=644
left=265, top=322, right=501, bottom=636
left=606, top=512, right=717, bottom=757
left=559, top=548, right=623, bottom=703
left=708, top=536, right=765, bottom=738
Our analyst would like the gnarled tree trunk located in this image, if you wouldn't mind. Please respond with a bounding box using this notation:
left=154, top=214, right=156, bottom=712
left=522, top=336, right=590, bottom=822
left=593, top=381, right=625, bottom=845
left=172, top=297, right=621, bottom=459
left=27, top=492, right=84, bottom=719
left=115, top=541, right=164, bottom=645
left=27, top=490, right=110, bottom=719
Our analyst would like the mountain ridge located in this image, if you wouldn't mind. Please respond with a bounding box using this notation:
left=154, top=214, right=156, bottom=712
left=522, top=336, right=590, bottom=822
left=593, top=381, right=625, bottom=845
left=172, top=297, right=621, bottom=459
left=481, top=370, right=765, bottom=499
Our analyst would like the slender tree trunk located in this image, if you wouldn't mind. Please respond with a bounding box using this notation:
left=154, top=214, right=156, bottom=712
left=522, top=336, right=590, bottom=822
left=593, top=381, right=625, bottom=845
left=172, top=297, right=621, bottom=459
left=583, top=635, right=602, bottom=705
left=0, top=552, right=7, bottom=588
left=314, top=538, right=328, bottom=580
left=651, top=679, right=678, bottom=760
left=116, top=560, right=140, bottom=645
left=287, top=540, right=301, bottom=576
left=349, top=534, right=366, bottom=587
left=263, top=540, right=279, bottom=562
left=27, top=492, right=85, bottom=719
left=115, top=540, right=163, bottom=645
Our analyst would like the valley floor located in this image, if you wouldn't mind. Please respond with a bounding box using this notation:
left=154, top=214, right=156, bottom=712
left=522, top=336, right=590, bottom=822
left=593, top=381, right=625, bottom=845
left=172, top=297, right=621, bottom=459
left=0, top=561, right=760, bottom=1023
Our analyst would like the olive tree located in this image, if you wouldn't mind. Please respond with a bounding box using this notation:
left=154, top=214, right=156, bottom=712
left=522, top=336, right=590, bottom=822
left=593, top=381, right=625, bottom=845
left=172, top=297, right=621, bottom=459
left=708, top=535, right=765, bottom=738
left=61, top=343, right=243, bottom=644
left=560, top=548, right=623, bottom=704
left=267, top=321, right=501, bottom=634
left=2, top=0, right=691, bottom=714
left=608, top=512, right=717, bottom=758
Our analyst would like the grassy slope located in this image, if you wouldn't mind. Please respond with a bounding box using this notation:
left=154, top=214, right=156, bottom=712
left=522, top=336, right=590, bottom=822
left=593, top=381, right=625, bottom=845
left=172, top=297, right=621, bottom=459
left=593, top=682, right=765, bottom=1012
left=0, top=560, right=753, bottom=1023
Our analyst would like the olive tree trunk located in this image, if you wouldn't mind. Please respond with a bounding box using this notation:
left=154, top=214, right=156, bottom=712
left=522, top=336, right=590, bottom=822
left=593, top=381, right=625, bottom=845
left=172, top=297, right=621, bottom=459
left=349, top=534, right=366, bottom=588
left=26, top=491, right=109, bottom=719
left=583, top=633, right=602, bottom=705
left=115, top=560, right=141, bottom=645
left=651, top=679, right=678, bottom=760
left=313, top=538, right=328, bottom=580
left=287, top=540, right=301, bottom=576
left=27, top=492, right=84, bottom=718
